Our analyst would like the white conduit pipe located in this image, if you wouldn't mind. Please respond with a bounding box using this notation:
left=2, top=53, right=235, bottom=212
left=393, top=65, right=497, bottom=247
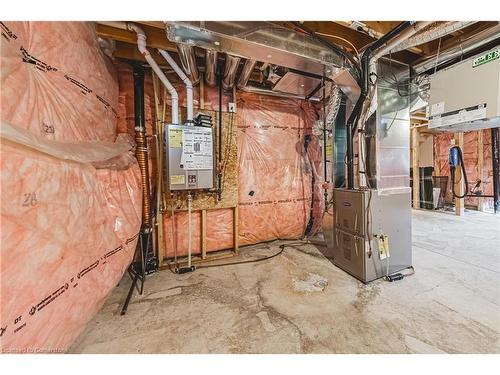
left=158, top=49, right=193, bottom=123
left=126, top=23, right=179, bottom=124
left=187, top=193, right=193, bottom=268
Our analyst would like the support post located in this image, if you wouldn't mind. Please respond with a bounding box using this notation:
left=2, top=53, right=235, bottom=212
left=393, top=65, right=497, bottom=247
left=411, top=127, right=420, bottom=209
left=201, top=209, right=207, bottom=259
left=492, top=127, right=500, bottom=214
left=477, top=130, right=484, bottom=211
left=454, top=132, right=465, bottom=216
left=233, top=206, right=239, bottom=254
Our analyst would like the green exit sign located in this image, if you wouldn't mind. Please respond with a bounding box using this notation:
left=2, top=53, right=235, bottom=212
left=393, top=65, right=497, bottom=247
left=472, top=48, right=500, bottom=68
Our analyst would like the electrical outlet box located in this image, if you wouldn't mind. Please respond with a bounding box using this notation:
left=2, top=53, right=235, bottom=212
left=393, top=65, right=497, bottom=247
left=228, top=102, right=236, bottom=113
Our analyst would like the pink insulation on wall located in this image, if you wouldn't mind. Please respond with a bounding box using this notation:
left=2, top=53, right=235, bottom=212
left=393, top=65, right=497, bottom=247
left=433, top=130, right=494, bottom=208
left=1, top=22, right=141, bottom=352
left=236, top=92, right=323, bottom=245
left=117, top=65, right=324, bottom=257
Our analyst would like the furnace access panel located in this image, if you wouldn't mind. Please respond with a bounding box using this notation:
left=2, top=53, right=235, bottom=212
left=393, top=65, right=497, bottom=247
left=165, top=124, right=215, bottom=190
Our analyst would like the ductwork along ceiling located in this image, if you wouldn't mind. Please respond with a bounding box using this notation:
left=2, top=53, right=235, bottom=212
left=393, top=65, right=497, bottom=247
left=164, top=21, right=362, bottom=102
left=96, top=20, right=499, bottom=105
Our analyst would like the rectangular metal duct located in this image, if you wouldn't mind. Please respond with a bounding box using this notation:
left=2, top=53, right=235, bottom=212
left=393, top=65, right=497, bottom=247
left=166, top=21, right=360, bottom=102
left=273, top=72, right=321, bottom=96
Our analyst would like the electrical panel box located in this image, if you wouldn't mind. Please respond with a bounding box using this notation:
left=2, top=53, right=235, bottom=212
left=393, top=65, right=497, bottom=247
left=428, top=47, right=500, bottom=132
left=165, top=124, right=215, bottom=191
left=330, top=188, right=412, bottom=283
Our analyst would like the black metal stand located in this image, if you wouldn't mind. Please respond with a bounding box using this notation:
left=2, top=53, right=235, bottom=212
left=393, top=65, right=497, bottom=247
left=120, top=227, right=155, bottom=315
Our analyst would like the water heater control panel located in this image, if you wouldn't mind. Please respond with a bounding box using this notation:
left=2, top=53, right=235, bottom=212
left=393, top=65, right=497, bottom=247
left=165, top=124, right=215, bottom=190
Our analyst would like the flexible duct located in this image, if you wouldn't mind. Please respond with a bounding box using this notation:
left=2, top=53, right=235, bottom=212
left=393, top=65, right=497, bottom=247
left=412, top=22, right=500, bottom=74
left=325, top=85, right=342, bottom=128
left=222, top=54, right=241, bottom=90
left=176, top=43, right=200, bottom=85
left=158, top=49, right=194, bottom=122
left=205, top=50, right=218, bottom=87
left=389, top=21, right=475, bottom=53
left=126, top=23, right=179, bottom=124
left=236, top=59, right=256, bottom=89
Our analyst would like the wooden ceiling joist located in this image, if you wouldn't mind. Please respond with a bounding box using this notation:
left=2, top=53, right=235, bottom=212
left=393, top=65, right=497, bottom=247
left=96, top=22, right=177, bottom=60
left=97, top=21, right=499, bottom=66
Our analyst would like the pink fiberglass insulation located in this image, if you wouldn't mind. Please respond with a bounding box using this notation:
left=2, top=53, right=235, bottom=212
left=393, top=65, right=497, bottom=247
left=120, top=66, right=324, bottom=257
left=0, top=22, right=141, bottom=352
left=433, top=130, right=494, bottom=208
left=236, top=92, right=322, bottom=245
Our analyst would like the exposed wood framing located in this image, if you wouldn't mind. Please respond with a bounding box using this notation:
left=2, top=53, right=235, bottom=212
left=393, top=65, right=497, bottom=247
left=96, top=23, right=177, bottom=51
left=152, top=71, right=166, bottom=263
left=112, top=41, right=169, bottom=65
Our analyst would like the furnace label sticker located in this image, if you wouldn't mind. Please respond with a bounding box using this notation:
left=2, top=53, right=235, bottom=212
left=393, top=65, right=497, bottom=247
left=170, top=175, right=185, bottom=185
left=169, top=129, right=183, bottom=148
left=325, top=143, right=332, bottom=158
left=181, top=128, right=213, bottom=170
left=378, top=235, right=390, bottom=260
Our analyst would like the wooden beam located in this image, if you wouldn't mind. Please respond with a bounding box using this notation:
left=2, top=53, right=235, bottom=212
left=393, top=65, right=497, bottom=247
left=291, top=21, right=423, bottom=64
left=454, top=132, right=465, bottom=216
left=416, top=21, right=498, bottom=59
left=96, top=23, right=177, bottom=52
left=411, top=127, right=420, bottom=210
left=112, top=41, right=173, bottom=65
left=362, top=21, right=403, bottom=35
left=135, top=21, right=165, bottom=29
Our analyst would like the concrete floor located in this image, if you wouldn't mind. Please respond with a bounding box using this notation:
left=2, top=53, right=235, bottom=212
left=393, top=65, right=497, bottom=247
left=70, top=209, right=500, bottom=354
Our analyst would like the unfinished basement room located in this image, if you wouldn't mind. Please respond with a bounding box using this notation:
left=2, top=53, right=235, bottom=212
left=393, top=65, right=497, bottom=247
left=1, top=1, right=500, bottom=368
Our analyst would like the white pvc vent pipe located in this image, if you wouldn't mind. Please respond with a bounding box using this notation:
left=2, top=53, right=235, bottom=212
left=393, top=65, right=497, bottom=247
left=126, top=23, right=179, bottom=125
left=158, top=49, right=193, bottom=122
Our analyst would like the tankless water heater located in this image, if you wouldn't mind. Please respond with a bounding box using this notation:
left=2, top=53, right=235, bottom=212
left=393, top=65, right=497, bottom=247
left=165, top=124, right=215, bottom=191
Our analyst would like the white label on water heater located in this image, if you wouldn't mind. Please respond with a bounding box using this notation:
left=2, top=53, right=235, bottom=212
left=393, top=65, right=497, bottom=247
left=181, top=128, right=213, bottom=170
